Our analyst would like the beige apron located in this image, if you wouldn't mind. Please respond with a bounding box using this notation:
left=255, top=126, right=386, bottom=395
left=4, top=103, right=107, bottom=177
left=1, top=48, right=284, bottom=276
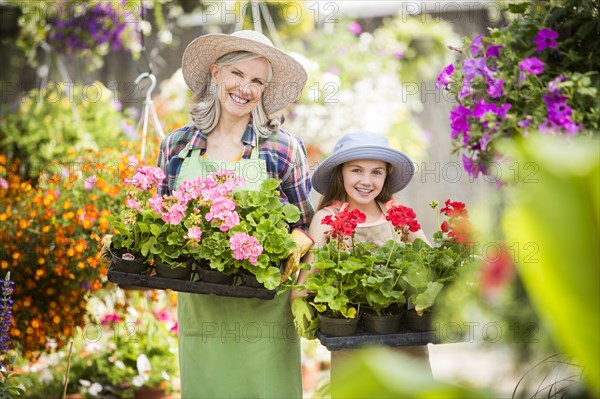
left=174, top=141, right=302, bottom=398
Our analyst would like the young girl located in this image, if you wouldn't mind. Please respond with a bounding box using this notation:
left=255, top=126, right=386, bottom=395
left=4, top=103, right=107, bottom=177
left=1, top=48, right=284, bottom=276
left=293, top=131, right=433, bottom=377
left=293, top=131, right=429, bottom=293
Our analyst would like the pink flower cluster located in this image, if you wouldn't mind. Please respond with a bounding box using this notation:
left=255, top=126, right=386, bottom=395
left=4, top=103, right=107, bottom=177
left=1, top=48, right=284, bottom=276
left=230, top=233, right=263, bottom=265
left=125, top=165, right=166, bottom=190
left=147, top=172, right=244, bottom=232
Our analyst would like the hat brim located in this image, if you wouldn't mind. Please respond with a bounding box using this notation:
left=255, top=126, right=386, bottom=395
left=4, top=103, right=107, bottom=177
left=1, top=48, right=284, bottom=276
left=182, top=33, right=307, bottom=115
left=312, top=146, right=415, bottom=194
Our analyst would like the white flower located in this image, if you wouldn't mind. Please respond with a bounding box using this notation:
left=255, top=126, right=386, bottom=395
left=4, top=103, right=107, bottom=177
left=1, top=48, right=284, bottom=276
left=115, top=360, right=126, bottom=369
left=79, top=379, right=91, bottom=387
left=132, top=375, right=146, bottom=387
left=137, top=354, right=152, bottom=379
left=89, top=382, right=103, bottom=396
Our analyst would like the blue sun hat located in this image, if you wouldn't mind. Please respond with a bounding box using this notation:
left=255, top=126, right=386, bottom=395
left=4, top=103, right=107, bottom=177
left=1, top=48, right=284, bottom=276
left=312, top=132, right=415, bottom=194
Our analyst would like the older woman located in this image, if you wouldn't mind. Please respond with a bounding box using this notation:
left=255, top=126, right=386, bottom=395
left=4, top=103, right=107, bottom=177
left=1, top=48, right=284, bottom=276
left=157, top=30, right=314, bottom=398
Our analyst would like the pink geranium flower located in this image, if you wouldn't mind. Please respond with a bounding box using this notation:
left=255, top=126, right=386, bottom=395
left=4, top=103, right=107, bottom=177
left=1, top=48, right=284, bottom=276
left=230, top=233, right=263, bottom=265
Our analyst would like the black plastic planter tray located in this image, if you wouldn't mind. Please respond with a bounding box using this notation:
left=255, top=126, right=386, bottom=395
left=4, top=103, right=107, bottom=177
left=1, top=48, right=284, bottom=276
left=316, top=328, right=438, bottom=351
left=107, top=268, right=277, bottom=300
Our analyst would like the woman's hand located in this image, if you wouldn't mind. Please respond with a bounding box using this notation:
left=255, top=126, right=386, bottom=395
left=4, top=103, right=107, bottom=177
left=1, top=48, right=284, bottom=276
left=280, top=229, right=314, bottom=282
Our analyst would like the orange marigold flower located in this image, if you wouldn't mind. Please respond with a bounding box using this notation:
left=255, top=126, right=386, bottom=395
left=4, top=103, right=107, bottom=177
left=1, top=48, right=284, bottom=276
left=82, top=219, right=93, bottom=229
left=77, top=261, right=85, bottom=269
left=31, top=318, right=41, bottom=328
left=87, top=257, right=98, bottom=268
left=66, top=247, right=75, bottom=257
left=90, top=280, right=103, bottom=291
left=1, top=260, right=8, bottom=269
left=63, top=199, right=71, bottom=210
left=75, top=239, right=87, bottom=253
left=12, top=252, right=21, bottom=260
left=35, top=269, right=45, bottom=279
left=63, top=211, right=74, bottom=220
left=0, top=214, right=6, bottom=221
left=53, top=315, right=61, bottom=324
left=23, top=297, right=32, bottom=307
left=41, top=225, right=51, bottom=233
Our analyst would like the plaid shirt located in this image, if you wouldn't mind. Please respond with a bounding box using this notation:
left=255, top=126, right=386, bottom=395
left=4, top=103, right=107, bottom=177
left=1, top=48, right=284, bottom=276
left=157, top=124, right=314, bottom=228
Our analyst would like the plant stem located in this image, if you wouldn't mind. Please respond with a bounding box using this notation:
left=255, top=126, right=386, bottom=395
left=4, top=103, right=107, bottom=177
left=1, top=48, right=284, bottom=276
left=62, top=338, right=74, bottom=399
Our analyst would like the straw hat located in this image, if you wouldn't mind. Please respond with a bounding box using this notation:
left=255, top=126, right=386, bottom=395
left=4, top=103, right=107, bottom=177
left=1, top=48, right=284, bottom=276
left=181, top=30, right=307, bottom=115
left=312, top=132, right=415, bottom=194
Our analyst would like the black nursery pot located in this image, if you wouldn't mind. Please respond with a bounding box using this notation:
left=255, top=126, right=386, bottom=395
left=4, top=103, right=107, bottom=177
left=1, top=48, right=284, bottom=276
left=195, top=261, right=235, bottom=285
left=240, top=270, right=264, bottom=288
left=402, top=309, right=434, bottom=332
left=318, top=313, right=360, bottom=337
left=362, top=312, right=402, bottom=335
left=109, top=246, right=148, bottom=274
left=155, top=259, right=193, bottom=280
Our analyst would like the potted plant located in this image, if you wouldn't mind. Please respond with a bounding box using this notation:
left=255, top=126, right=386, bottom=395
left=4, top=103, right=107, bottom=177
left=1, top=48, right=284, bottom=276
left=354, top=201, right=422, bottom=334
left=110, top=165, right=167, bottom=274
left=298, top=204, right=368, bottom=337
left=400, top=200, right=475, bottom=331
left=110, top=170, right=300, bottom=289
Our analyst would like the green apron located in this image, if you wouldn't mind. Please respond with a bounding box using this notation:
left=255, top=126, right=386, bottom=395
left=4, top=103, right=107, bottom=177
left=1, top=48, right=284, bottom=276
left=174, top=141, right=302, bottom=399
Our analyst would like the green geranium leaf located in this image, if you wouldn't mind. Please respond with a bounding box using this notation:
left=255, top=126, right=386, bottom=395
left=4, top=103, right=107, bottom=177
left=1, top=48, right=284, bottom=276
left=414, top=281, right=443, bottom=315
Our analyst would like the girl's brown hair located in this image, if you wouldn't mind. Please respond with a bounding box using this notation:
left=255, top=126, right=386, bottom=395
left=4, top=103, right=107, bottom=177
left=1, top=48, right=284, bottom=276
left=317, top=163, right=394, bottom=211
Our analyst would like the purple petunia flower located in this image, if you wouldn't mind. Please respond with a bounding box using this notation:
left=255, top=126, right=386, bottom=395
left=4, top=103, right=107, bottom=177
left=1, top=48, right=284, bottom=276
left=487, top=77, right=504, bottom=98
left=450, top=105, right=472, bottom=140
left=462, top=154, right=486, bottom=179
left=486, top=45, right=503, bottom=58
left=533, top=28, right=559, bottom=53
left=436, top=64, right=455, bottom=89
left=479, top=134, right=492, bottom=151
left=471, top=34, right=484, bottom=56
left=462, top=58, right=493, bottom=81
left=519, top=57, right=545, bottom=75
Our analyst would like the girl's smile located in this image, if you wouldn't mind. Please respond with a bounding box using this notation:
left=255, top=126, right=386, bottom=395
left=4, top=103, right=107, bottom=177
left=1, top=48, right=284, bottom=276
left=342, top=159, right=388, bottom=209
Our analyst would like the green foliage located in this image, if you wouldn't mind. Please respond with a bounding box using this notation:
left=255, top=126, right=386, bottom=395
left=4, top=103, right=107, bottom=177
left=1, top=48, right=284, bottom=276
left=0, top=82, right=130, bottom=182
left=0, top=356, right=32, bottom=399
left=330, top=347, right=496, bottom=398
left=501, top=134, right=599, bottom=396
left=21, top=290, right=178, bottom=398
left=300, top=241, right=376, bottom=319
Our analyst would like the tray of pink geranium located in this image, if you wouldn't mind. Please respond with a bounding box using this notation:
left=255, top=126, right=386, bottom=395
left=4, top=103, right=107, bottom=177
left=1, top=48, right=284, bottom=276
left=106, top=166, right=300, bottom=300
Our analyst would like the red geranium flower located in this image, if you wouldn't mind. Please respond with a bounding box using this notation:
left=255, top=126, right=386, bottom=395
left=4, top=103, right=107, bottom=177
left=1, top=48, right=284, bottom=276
left=480, top=243, right=515, bottom=299
left=384, top=200, right=421, bottom=242
left=321, top=203, right=366, bottom=240
left=440, top=199, right=468, bottom=218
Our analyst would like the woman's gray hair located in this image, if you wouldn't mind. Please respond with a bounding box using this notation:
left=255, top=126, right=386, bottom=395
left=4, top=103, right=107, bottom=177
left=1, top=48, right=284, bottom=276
left=189, top=51, right=283, bottom=137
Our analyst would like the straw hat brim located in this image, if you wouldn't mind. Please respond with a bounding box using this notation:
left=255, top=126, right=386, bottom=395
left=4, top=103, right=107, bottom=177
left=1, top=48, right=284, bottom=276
left=312, top=146, right=415, bottom=194
left=182, top=33, right=307, bottom=115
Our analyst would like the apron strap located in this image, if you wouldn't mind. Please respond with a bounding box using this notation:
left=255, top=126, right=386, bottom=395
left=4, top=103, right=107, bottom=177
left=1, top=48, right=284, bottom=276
left=176, top=129, right=260, bottom=160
